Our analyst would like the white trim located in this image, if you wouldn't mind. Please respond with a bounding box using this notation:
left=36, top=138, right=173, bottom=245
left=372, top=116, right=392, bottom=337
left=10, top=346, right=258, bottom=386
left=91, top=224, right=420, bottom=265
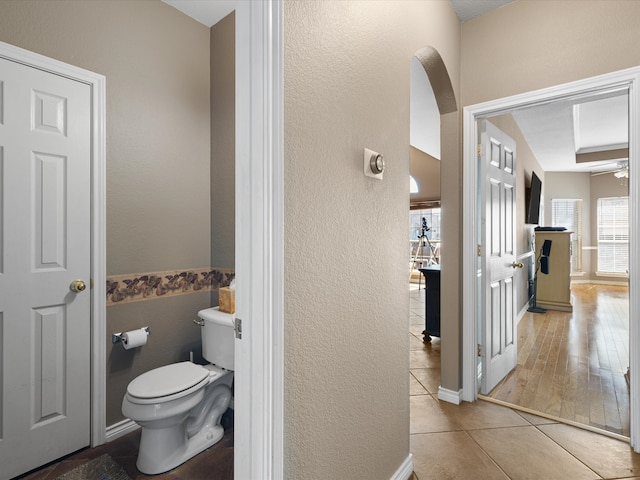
left=480, top=395, right=631, bottom=443
left=235, top=1, right=284, bottom=479
left=461, top=98, right=479, bottom=403
left=389, top=454, right=414, bottom=480
left=438, top=386, right=462, bottom=405
left=0, top=42, right=107, bottom=447
left=462, top=66, right=640, bottom=450
left=571, top=279, right=629, bottom=286
left=517, top=302, right=529, bottom=323
left=596, top=272, right=630, bottom=278
left=105, top=419, right=139, bottom=443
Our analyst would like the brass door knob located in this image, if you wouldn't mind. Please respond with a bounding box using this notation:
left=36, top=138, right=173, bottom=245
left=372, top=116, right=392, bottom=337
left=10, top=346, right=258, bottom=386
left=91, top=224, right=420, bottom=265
left=511, top=262, right=524, bottom=269
left=70, top=280, right=87, bottom=293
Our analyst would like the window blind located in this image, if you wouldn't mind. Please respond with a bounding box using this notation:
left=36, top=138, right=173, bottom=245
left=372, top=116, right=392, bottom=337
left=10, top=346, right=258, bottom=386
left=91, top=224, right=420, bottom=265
left=597, top=196, right=629, bottom=275
left=551, top=198, right=582, bottom=272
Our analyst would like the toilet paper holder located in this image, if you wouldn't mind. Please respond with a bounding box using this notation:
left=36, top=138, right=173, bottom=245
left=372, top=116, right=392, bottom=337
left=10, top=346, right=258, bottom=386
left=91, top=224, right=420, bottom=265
left=112, top=326, right=150, bottom=344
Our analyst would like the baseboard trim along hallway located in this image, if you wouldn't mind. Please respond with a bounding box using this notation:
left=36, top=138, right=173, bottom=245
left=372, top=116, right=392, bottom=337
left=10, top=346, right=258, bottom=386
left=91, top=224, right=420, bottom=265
left=390, top=453, right=414, bottom=480
left=438, top=387, right=462, bottom=405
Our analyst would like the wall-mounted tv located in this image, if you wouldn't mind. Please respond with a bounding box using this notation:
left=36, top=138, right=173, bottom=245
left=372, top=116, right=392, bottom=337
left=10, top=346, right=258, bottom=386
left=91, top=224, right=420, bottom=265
left=526, top=171, right=542, bottom=224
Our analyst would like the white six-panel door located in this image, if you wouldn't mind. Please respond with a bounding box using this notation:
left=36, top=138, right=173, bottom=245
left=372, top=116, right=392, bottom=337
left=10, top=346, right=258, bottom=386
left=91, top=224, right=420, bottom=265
left=480, top=120, right=518, bottom=395
left=0, top=56, right=91, bottom=479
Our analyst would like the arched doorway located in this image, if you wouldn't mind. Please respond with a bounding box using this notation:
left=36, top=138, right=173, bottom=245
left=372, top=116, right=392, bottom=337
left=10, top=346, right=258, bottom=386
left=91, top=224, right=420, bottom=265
left=409, top=46, right=459, bottom=406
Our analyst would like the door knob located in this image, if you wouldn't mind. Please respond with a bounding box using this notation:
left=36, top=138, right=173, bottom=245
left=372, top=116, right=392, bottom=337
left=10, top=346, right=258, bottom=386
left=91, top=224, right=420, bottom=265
left=70, top=280, right=87, bottom=293
left=511, top=262, right=524, bottom=269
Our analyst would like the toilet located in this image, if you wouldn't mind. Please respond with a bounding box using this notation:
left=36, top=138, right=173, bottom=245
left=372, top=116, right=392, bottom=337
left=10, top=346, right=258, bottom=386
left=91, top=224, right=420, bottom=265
left=122, top=307, right=235, bottom=475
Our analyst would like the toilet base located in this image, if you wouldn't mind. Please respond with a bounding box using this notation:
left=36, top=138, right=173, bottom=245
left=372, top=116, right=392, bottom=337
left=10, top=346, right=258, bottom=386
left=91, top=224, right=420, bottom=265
left=137, top=424, right=225, bottom=475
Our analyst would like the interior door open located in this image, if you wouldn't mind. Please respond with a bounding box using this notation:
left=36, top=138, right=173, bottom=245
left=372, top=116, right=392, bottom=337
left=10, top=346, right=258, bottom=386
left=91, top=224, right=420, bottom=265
left=0, top=56, right=91, bottom=479
left=479, top=120, right=519, bottom=395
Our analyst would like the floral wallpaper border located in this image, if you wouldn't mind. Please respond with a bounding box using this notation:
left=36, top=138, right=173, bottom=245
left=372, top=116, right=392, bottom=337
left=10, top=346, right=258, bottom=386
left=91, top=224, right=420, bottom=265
left=106, top=267, right=234, bottom=306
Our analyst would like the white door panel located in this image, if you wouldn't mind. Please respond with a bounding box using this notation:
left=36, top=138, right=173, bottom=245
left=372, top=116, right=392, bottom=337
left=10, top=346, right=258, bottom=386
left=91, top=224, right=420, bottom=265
left=0, top=57, right=91, bottom=479
left=480, top=120, right=518, bottom=395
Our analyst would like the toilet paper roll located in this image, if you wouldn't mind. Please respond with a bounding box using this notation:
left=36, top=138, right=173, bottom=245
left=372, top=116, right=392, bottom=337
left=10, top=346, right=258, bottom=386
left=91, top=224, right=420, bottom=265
left=122, top=328, right=148, bottom=350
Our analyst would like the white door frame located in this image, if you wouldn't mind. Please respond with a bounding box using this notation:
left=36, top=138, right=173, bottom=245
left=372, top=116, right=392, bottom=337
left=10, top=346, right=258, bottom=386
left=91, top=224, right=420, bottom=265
left=235, top=1, right=284, bottom=479
left=0, top=42, right=106, bottom=447
left=461, top=67, right=640, bottom=450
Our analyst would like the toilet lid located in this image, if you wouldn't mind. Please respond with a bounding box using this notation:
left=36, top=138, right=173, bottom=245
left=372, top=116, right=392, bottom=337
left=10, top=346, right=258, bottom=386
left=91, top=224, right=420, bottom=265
left=127, top=362, right=209, bottom=399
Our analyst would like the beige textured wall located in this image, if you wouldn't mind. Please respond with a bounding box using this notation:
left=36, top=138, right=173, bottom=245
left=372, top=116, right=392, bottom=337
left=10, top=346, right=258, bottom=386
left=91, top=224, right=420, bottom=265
left=210, top=12, right=236, bottom=308
left=461, top=0, right=640, bottom=106
left=283, top=1, right=460, bottom=478
left=0, top=0, right=212, bottom=425
left=211, top=12, right=235, bottom=270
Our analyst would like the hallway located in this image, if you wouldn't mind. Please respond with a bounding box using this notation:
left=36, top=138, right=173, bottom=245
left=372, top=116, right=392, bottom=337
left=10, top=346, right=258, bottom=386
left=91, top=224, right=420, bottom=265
left=409, top=284, right=640, bottom=479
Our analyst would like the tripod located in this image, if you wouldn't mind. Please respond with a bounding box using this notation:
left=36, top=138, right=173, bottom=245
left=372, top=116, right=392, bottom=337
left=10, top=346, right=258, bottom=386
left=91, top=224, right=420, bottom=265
left=410, top=218, right=438, bottom=287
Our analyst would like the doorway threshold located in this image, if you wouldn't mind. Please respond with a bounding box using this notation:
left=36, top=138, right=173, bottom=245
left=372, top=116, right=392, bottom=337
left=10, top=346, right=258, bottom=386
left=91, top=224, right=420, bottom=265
left=478, top=395, right=630, bottom=443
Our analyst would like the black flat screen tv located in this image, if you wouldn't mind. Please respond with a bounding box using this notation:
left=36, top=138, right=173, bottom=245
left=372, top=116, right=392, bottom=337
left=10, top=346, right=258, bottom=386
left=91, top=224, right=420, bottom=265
left=526, top=171, right=542, bottom=224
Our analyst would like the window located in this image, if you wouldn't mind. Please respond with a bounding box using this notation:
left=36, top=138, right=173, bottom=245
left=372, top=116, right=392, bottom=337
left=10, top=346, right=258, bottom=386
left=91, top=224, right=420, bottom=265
left=410, top=208, right=441, bottom=242
left=551, top=199, right=582, bottom=273
left=597, top=196, right=629, bottom=276
left=409, top=208, right=441, bottom=272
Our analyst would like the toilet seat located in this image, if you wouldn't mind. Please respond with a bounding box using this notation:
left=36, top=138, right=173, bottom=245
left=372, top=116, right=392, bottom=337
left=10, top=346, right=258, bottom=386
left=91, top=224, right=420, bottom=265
left=126, top=362, right=209, bottom=404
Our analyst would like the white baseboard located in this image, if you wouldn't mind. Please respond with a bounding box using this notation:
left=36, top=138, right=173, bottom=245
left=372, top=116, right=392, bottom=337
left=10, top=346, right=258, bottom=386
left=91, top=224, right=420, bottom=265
left=390, top=453, right=414, bottom=480
left=517, top=302, right=529, bottom=325
left=571, top=278, right=629, bottom=286
left=438, top=386, right=462, bottom=405
left=105, top=418, right=140, bottom=442
left=109, top=418, right=414, bottom=478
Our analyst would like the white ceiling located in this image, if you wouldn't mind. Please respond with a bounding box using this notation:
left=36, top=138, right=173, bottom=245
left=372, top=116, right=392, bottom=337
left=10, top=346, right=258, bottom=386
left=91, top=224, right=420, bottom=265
left=449, top=0, right=515, bottom=22
left=161, top=0, right=234, bottom=27
left=510, top=92, right=628, bottom=173
left=411, top=57, right=440, bottom=159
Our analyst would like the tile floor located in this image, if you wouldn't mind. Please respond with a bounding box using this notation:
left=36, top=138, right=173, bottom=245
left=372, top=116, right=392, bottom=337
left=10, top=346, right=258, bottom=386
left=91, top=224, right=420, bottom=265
left=14, top=286, right=640, bottom=480
left=409, top=283, right=640, bottom=480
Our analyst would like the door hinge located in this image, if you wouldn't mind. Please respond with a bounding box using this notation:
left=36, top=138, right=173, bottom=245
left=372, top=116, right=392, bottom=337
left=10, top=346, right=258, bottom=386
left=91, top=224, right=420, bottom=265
left=477, top=144, right=482, bottom=157
left=477, top=343, right=483, bottom=357
left=477, top=244, right=482, bottom=257
left=234, top=317, right=243, bottom=339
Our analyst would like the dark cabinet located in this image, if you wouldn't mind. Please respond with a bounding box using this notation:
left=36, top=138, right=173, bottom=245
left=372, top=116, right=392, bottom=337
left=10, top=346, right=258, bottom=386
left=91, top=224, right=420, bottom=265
left=419, top=265, right=440, bottom=342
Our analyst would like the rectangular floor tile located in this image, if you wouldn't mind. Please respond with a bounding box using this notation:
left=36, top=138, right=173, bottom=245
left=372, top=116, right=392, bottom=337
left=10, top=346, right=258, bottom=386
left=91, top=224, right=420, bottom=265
left=410, top=368, right=440, bottom=395
left=468, top=426, right=599, bottom=480
left=443, top=400, right=530, bottom=431
left=410, top=395, right=462, bottom=434
left=411, top=431, right=509, bottom=480
left=538, top=423, right=640, bottom=479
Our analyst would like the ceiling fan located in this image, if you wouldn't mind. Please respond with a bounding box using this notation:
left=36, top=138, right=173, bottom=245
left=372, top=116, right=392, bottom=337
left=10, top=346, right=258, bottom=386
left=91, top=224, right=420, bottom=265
left=591, top=160, right=629, bottom=178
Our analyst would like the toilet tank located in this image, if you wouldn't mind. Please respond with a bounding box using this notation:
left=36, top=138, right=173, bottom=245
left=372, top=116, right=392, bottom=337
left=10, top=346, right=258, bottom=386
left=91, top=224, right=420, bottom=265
left=198, top=307, right=235, bottom=370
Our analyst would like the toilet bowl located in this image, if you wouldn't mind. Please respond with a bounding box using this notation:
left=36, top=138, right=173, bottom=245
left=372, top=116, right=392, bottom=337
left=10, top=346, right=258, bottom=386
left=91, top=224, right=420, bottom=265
left=122, top=307, right=234, bottom=475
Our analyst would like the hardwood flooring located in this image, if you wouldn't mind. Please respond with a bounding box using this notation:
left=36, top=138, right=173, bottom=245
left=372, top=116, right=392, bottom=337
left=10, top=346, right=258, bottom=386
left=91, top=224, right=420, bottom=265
left=487, top=283, right=630, bottom=436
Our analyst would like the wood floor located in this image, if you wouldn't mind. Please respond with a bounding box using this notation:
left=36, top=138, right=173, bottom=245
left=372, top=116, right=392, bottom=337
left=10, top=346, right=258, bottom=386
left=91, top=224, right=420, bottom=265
left=487, top=283, right=630, bottom=437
